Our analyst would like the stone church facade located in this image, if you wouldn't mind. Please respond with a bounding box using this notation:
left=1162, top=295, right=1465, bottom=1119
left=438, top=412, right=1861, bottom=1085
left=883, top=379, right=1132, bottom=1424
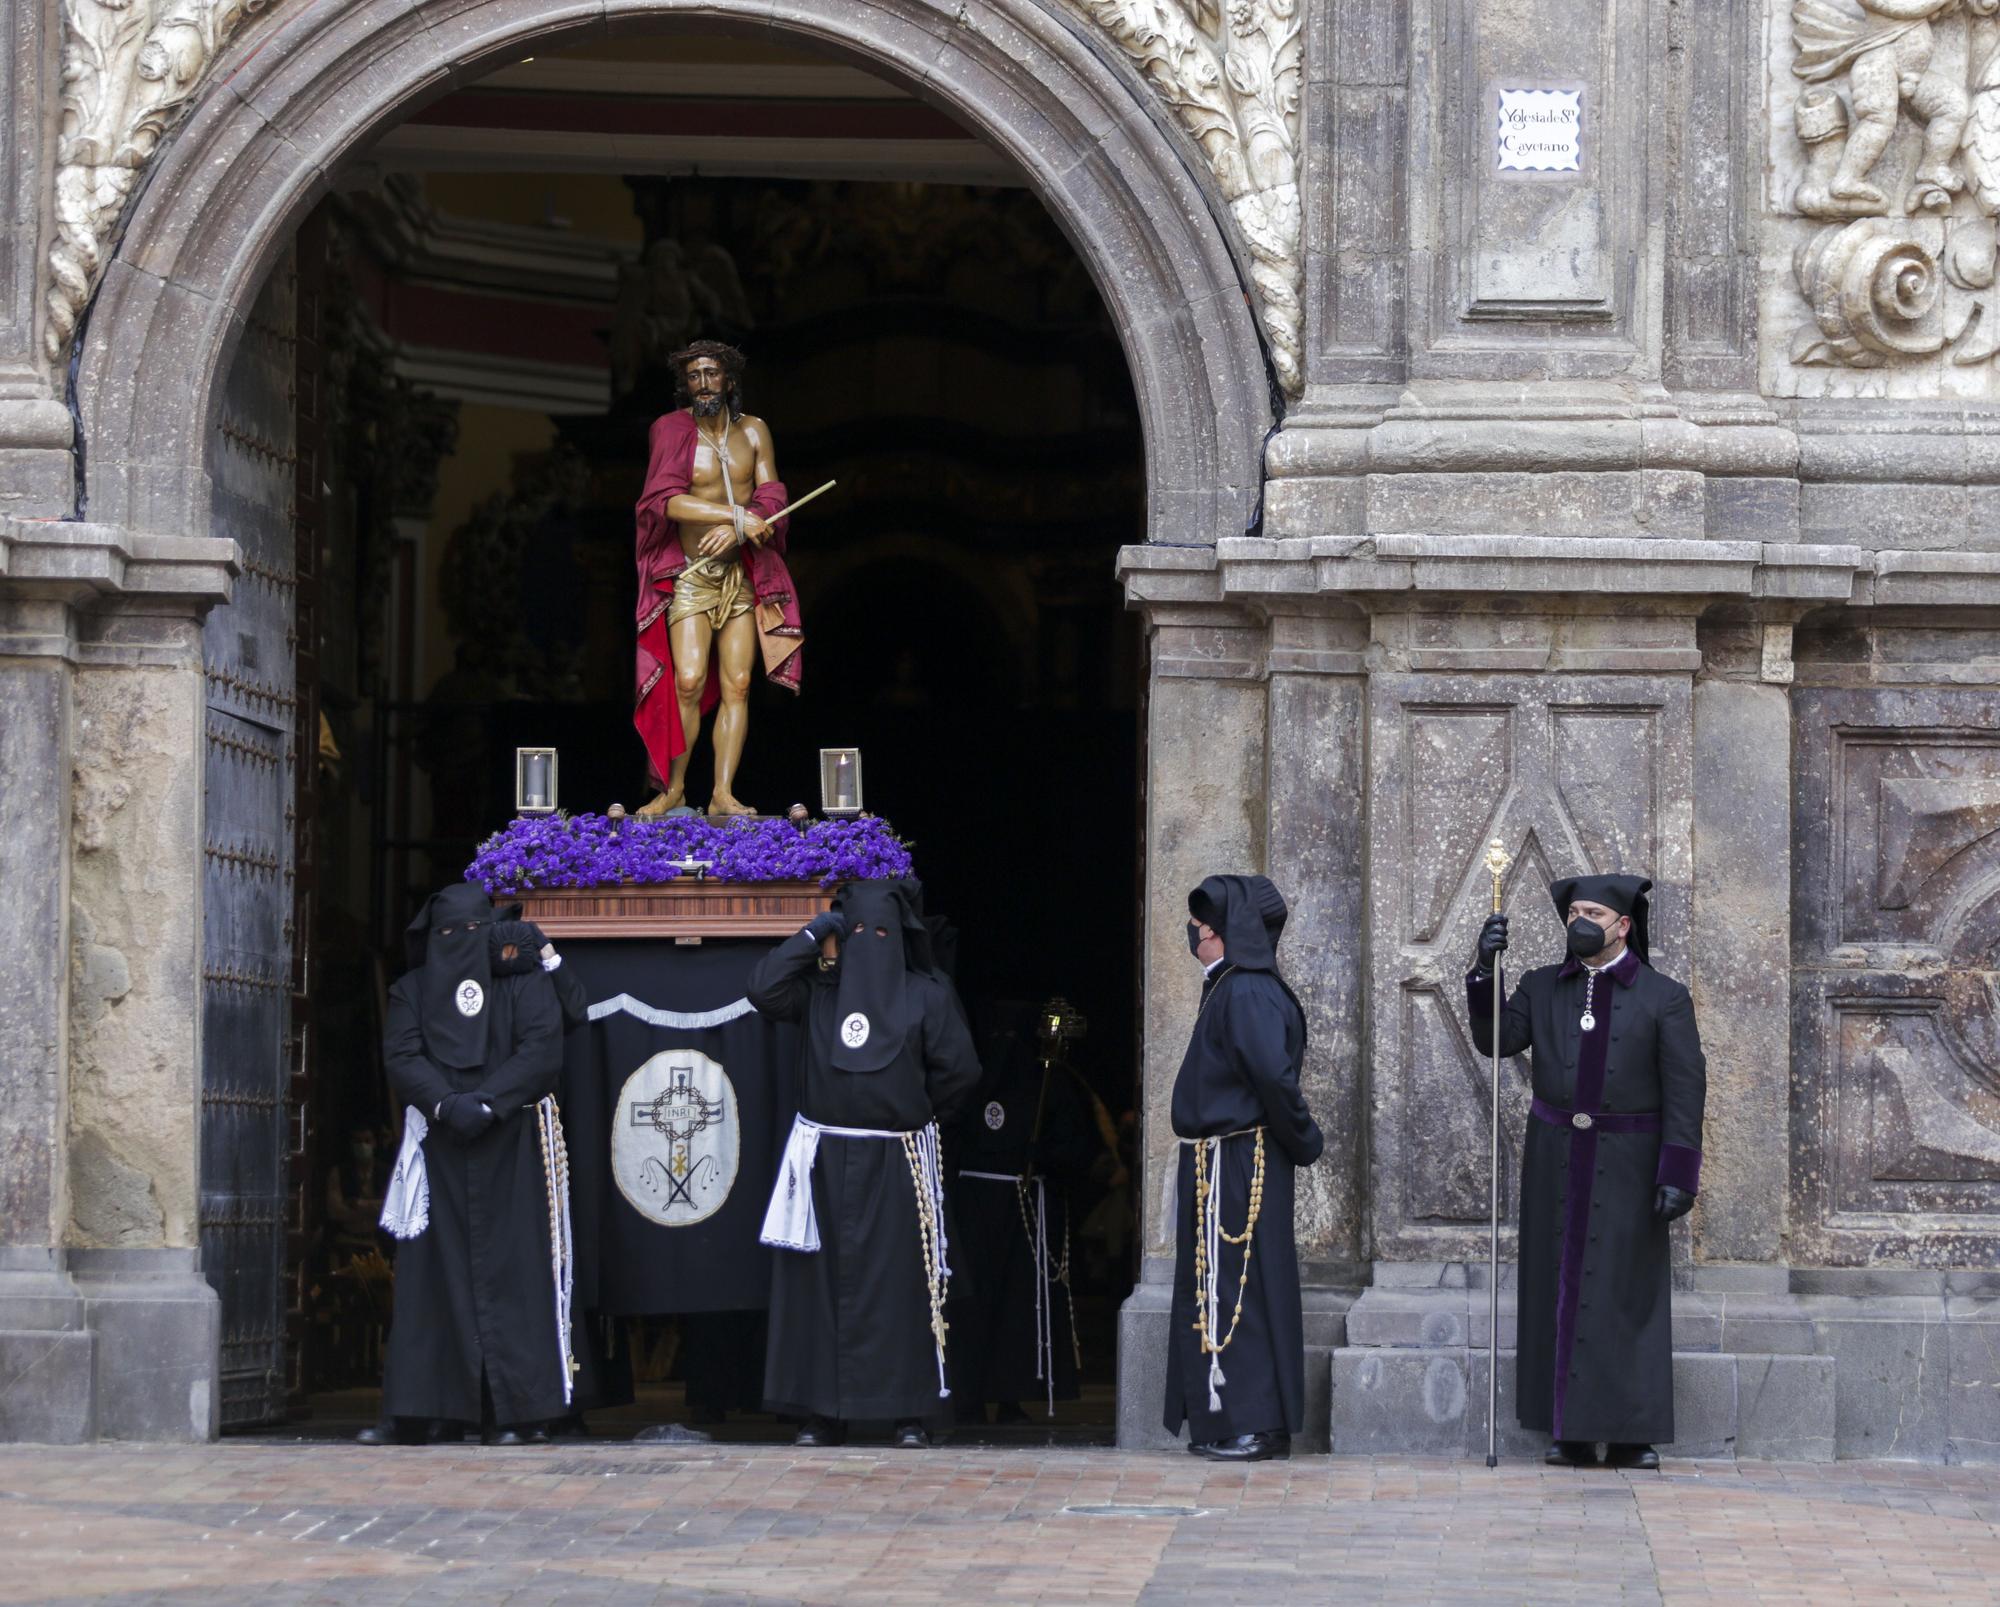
left=4, top=0, right=2000, bottom=1458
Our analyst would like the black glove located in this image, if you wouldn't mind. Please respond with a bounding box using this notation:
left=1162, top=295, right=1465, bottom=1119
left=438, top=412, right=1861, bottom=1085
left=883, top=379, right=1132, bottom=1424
left=490, top=919, right=549, bottom=974
left=805, top=909, right=846, bottom=944
left=1472, top=913, right=1510, bottom=975
left=1654, top=1185, right=1695, bottom=1222
left=437, top=1092, right=497, bottom=1142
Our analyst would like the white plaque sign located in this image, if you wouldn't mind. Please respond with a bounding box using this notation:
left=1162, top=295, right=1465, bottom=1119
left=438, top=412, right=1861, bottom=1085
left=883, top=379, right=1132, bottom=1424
left=1495, top=88, right=1582, bottom=174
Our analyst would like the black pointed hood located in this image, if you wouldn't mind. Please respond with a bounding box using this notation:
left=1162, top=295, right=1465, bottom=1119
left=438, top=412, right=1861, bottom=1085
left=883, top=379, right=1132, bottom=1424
left=828, top=878, right=928, bottom=1072
left=1188, top=874, right=1289, bottom=972
left=1549, top=873, right=1652, bottom=962
left=404, top=881, right=496, bottom=1069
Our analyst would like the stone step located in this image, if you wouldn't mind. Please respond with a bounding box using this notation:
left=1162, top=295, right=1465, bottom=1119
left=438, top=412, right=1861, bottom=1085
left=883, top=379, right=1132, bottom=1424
left=1331, top=1346, right=1837, bottom=1462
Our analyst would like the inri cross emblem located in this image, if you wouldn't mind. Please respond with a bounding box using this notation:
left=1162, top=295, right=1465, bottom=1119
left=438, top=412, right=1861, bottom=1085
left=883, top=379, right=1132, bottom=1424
left=612, top=1050, right=741, bottom=1228
left=631, top=1063, right=726, bottom=1208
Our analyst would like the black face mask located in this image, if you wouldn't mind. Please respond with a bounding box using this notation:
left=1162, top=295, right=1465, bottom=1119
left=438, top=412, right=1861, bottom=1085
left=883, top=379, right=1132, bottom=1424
left=406, top=883, right=496, bottom=1069
left=1567, top=918, right=1608, bottom=959
left=1187, top=921, right=1207, bottom=959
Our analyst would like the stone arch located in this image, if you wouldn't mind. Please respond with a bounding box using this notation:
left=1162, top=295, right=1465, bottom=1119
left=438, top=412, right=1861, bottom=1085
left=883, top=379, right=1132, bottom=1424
left=74, top=0, right=1271, bottom=549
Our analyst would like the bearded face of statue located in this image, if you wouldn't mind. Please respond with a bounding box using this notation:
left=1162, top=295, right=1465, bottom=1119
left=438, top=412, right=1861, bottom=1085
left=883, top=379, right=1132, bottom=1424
left=683, top=357, right=728, bottom=418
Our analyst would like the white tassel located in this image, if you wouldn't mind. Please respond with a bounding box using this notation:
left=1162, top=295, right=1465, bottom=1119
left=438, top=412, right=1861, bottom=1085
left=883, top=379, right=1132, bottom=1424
left=1204, top=1136, right=1226, bottom=1414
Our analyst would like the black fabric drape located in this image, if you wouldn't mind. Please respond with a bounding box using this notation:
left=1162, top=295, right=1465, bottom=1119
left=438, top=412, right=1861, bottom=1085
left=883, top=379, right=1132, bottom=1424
left=556, top=939, right=800, bottom=1316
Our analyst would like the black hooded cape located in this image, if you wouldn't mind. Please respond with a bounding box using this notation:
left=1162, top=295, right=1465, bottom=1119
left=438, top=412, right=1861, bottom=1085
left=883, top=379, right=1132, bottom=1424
left=379, top=883, right=570, bottom=1427
left=1466, top=874, right=1706, bottom=1446
left=746, top=879, right=982, bottom=1421
left=1164, top=875, right=1324, bottom=1442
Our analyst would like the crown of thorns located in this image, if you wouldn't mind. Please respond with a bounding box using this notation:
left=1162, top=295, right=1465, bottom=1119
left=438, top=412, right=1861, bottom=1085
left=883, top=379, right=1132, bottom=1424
left=669, top=340, right=747, bottom=377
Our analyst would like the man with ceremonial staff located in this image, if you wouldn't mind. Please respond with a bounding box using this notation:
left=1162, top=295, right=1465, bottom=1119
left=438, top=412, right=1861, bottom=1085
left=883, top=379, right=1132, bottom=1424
left=1469, top=873, right=1707, bottom=1469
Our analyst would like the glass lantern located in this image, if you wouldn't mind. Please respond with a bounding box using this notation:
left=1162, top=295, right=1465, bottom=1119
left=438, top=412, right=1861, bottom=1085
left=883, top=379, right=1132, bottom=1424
left=515, top=746, right=558, bottom=815
left=818, top=747, right=863, bottom=817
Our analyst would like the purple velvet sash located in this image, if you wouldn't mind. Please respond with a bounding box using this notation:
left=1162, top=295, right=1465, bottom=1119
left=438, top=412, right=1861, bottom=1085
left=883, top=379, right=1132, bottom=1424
left=1547, top=986, right=1625, bottom=1442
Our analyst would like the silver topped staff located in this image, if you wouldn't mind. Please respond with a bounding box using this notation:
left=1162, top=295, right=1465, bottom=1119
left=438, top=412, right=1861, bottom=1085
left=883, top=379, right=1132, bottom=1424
left=1482, top=836, right=1511, bottom=1469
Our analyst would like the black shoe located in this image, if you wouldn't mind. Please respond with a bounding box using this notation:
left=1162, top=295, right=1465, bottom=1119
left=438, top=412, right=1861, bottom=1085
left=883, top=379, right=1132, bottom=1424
left=793, top=1415, right=848, bottom=1448
left=893, top=1419, right=932, bottom=1449
left=687, top=1404, right=726, bottom=1428
left=424, top=1419, right=463, bottom=1444
left=481, top=1425, right=550, bottom=1447
left=992, top=1401, right=1031, bottom=1426
left=1606, top=1442, right=1660, bottom=1470
left=353, top=1419, right=395, bottom=1446
left=1189, top=1432, right=1289, bottom=1463
left=1545, top=1440, right=1596, bottom=1466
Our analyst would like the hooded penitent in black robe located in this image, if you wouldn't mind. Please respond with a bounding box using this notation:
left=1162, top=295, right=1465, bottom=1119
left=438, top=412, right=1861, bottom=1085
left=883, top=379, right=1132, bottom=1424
left=948, top=1018, right=1093, bottom=1414
left=1467, top=874, right=1707, bottom=1446
left=1164, top=875, right=1325, bottom=1443
left=380, top=883, right=570, bottom=1427
left=747, top=879, right=982, bottom=1422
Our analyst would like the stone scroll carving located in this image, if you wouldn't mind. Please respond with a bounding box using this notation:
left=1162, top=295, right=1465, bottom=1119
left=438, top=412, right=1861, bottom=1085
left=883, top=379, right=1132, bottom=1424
left=1060, top=0, right=1304, bottom=397
left=1792, top=688, right=2000, bottom=1265
left=1779, top=0, right=2000, bottom=381
left=48, top=0, right=278, bottom=365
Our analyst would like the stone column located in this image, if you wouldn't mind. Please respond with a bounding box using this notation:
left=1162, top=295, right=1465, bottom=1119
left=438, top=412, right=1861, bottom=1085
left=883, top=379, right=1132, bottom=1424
left=1689, top=626, right=1793, bottom=1265
left=64, top=597, right=219, bottom=1441
left=0, top=592, right=91, bottom=1442
left=0, top=0, right=75, bottom=515
left=1264, top=609, right=1370, bottom=1280
left=0, top=521, right=232, bottom=1443
left=1115, top=601, right=1269, bottom=1449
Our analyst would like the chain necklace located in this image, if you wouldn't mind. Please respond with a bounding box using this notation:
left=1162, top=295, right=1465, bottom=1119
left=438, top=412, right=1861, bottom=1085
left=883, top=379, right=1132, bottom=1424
left=1579, top=969, right=1599, bottom=1033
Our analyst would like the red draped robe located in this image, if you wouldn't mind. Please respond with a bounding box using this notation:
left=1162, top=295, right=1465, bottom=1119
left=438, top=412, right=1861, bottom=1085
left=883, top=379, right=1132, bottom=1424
left=632, top=410, right=802, bottom=786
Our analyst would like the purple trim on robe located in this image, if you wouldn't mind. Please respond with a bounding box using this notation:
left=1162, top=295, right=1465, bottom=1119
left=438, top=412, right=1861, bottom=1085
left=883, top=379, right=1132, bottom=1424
left=1466, top=968, right=1496, bottom=1017
left=1550, top=959, right=1618, bottom=1443
left=1551, top=1124, right=1597, bottom=1442
left=1656, top=1142, right=1703, bottom=1194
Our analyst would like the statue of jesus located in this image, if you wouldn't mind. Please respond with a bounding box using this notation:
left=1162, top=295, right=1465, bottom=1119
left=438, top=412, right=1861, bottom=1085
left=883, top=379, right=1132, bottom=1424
left=631, top=340, right=803, bottom=817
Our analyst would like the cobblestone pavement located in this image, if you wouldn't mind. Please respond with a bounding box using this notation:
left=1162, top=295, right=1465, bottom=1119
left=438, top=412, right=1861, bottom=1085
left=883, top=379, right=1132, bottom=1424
left=5, top=1439, right=2000, bottom=1605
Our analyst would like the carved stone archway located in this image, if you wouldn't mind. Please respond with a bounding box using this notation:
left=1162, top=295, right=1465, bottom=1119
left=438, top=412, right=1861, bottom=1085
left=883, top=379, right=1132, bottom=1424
left=72, top=0, right=1272, bottom=549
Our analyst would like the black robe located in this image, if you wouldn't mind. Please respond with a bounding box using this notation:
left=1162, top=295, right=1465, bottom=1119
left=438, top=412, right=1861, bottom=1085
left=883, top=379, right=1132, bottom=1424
left=1164, top=964, right=1324, bottom=1441
left=1468, top=945, right=1707, bottom=1445
left=948, top=1048, right=1093, bottom=1410
left=747, top=926, right=982, bottom=1421
left=380, top=965, right=569, bottom=1426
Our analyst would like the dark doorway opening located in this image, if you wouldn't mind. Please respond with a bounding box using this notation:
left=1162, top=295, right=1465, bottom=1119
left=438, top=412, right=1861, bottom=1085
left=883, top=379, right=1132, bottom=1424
left=214, top=32, right=1144, bottom=1442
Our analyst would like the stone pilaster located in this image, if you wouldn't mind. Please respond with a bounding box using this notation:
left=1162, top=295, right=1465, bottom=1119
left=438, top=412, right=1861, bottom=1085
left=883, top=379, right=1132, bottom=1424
left=1264, top=609, right=1369, bottom=1278
left=1689, top=617, right=1794, bottom=1264
left=1113, top=590, right=1271, bottom=1448
left=0, top=521, right=230, bottom=1443
left=0, top=593, right=90, bottom=1442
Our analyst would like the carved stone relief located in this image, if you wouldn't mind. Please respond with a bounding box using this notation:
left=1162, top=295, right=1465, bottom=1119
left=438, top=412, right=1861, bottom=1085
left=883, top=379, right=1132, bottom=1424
left=1366, top=674, right=1692, bottom=1261
left=1769, top=0, right=2000, bottom=393
left=1059, top=0, right=1303, bottom=396
left=1792, top=687, right=2000, bottom=1263
left=47, top=0, right=1306, bottom=403
left=48, top=0, right=279, bottom=366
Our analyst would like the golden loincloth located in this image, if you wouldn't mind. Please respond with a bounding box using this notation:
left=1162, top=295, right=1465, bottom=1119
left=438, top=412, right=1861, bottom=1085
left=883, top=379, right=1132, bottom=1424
left=667, top=553, right=753, bottom=632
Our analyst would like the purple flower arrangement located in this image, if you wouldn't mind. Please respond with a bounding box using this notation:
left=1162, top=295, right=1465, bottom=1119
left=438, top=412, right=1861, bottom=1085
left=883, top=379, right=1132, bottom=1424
left=464, top=812, right=915, bottom=895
